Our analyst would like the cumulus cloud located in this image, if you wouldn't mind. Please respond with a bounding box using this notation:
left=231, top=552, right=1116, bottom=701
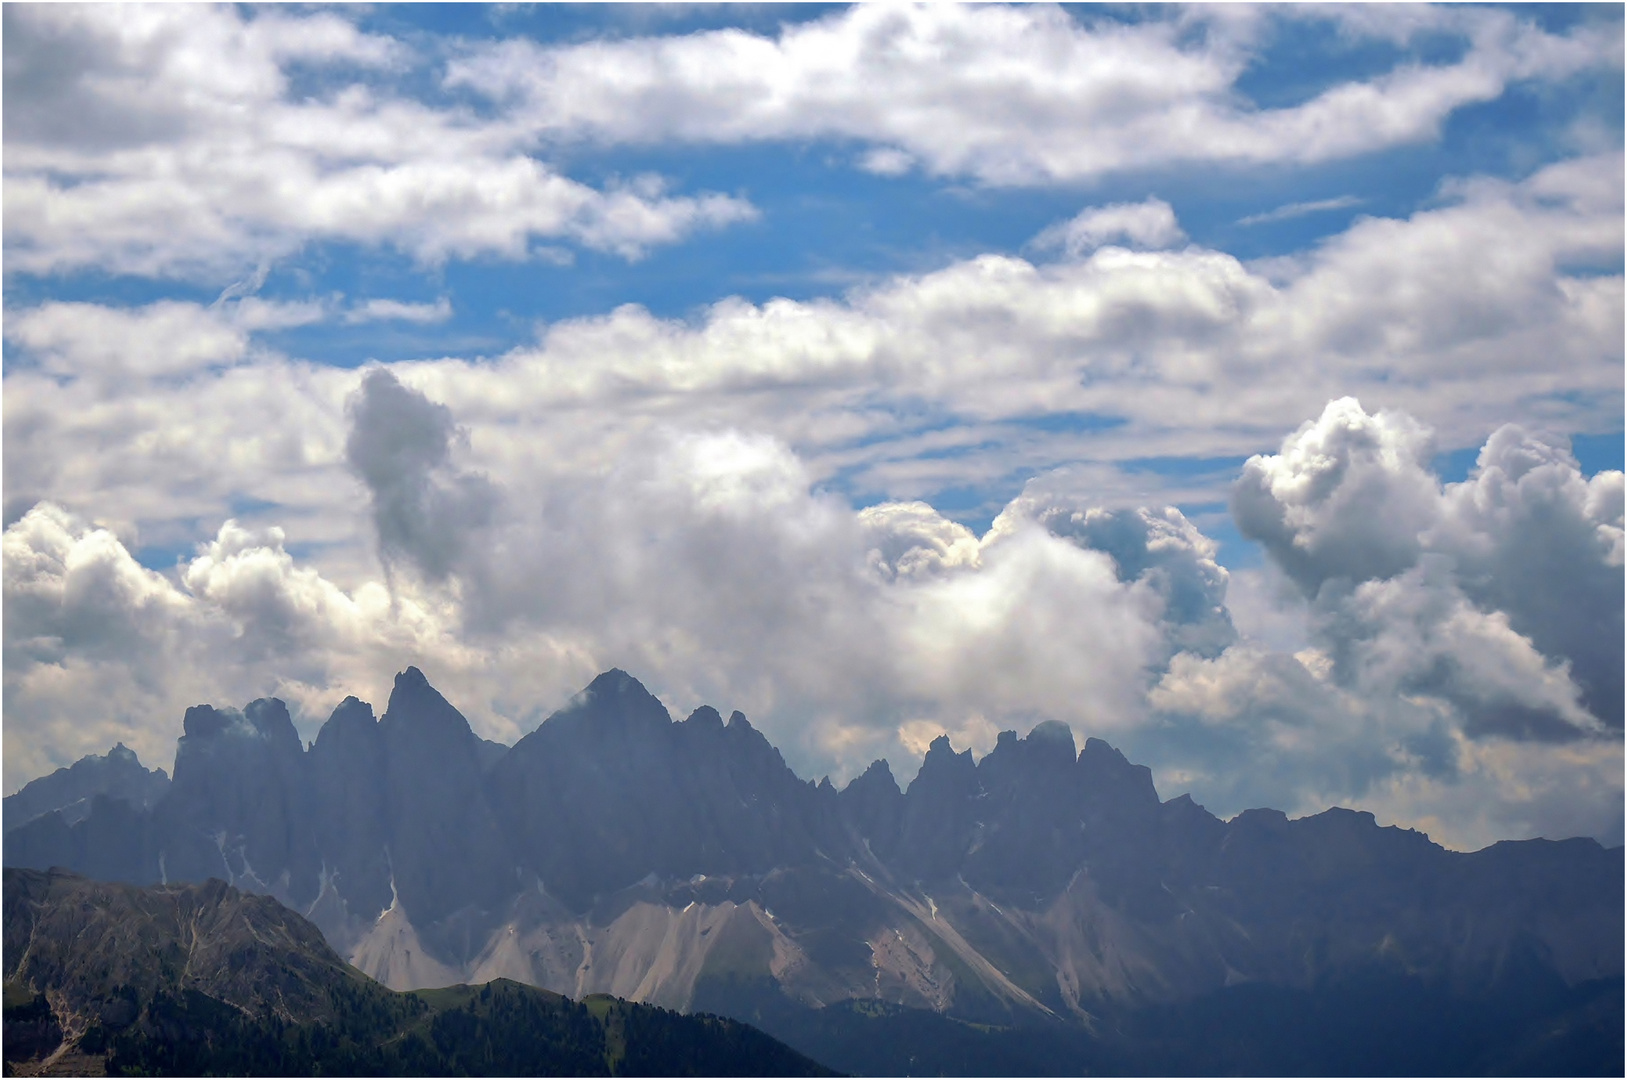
left=447, top=4, right=1619, bottom=184
left=4, top=385, right=1620, bottom=851
left=434, top=152, right=1620, bottom=484
left=1432, top=427, right=1625, bottom=727
left=1109, top=397, right=1623, bottom=847
left=1002, top=500, right=1235, bottom=661
left=0, top=500, right=472, bottom=790
left=1235, top=397, right=1623, bottom=733
left=0, top=427, right=1170, bottom=802
left=7, top=301, right=256, bottom=382
left=1143, top=642, right=1624, bottom=851
left=1232, top=398, right=1443, bottom=594
left=5, top=151, right=1617, bottom=567
left=436, top=424, right=1168, bottom=765
left=2, top=4, right=756, bottom=280
left=857, top=502, right=981, bottom=583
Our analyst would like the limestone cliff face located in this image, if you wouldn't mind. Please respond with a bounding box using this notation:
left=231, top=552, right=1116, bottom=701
left=5, top=668, right=1621, bottom=1026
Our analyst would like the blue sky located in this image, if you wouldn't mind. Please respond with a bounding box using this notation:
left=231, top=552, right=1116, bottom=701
left=4, top=3, right=1622, bottom=851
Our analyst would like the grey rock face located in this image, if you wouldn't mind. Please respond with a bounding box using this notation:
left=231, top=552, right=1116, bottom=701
left=4, top=667, right=1620, bottom=1026
left=375, top=667, right=513, bottom=941
left=487, top=671, right=831, bottom=910
left=154, top=698, right=320, bottom=905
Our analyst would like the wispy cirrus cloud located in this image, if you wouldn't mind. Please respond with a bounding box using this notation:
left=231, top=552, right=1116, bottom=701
left=1238, top=196, right=1364, bottom=227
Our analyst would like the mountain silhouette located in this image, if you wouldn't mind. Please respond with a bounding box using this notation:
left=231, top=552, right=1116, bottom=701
left=5, top=667, right=1621, bottom=1074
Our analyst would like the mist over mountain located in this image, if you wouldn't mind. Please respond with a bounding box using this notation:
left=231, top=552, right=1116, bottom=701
left=5, top=666, right=1621, bottom=1075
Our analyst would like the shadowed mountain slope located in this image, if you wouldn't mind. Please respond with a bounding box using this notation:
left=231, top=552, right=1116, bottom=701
left=5, top=667, right=1621, bottom=1072
left=2, top=867, right=833, bottom=1077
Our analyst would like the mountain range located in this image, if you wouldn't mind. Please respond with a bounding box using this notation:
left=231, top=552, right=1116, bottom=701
left=5, top=666, right=1622, bottom=1075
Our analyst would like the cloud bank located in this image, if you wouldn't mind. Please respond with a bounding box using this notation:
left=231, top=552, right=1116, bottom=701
left=448, top=4, right=1619, bottom=184
left=3, top=2, right=1620, bottom=860
left=3, top=4, right=756, bottom=279
left=5, top=380, right=1619, bottom=852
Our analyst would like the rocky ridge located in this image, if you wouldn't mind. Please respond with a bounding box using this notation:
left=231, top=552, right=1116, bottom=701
left=5, top=668, right=1621, bottom=1030
left=3, top=745, right=169, bottom=830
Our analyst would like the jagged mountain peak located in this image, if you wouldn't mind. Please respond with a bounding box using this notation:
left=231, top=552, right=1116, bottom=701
left=982, top=720, right=1077, bottom=777
left=380, top=665, right=478, bottom=745
left=682, top=704, right=725, bottom=730
left=8, top=662, right=1620, bottom=1068
left=846, top=757, right=900, bottom=796
left=181, top=702, right=237, bottom=740
left=1028, top=718, right=1076, bottom=754
left=909, top=733, right=975, bottom=792
left=537, top=667, right=673, bottom=739
left=584, top=667, right=655, bottom=702
left=1077, top=735, right=1158, bottom=804
left=180, top=698, right=298, bottom=750
left=313, top=695, right=377, bottom=746
left=3, top=742, right=171, bottom=830
left=246, top=697, right=303, bottom=753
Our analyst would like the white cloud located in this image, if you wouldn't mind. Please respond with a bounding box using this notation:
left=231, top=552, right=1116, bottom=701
left=403, top=153, right=1617, bottom=497
left=1143, top=643, right=1624, bottom=851
left=4, top=375, right=1620, bottom=852
left=858, top=501, right=981, bottom=583
left=0, top=434, right=1169, bottom=804
left=1232, top=398, right=1443, bottom=595
left=1234, top=397, right=1624, bottom=731
left=1031, top=198, right=1185, bottom=256
left=1000, top=501, right=1235, bottom=661
left=858, top=147, right=916, bottom=177
left=447, top=4, right=1620, bottom=184
left=5, top=154, right=1618, bottom=591
left=1, top=499, right=560, bottom=793
left=344, top=298, right=453, bottom=325
left=1132, top=396, right=1622, bottom=848
left=6, top=301, right=252, bottom=381
left=2, top=5, right=756, bottom=280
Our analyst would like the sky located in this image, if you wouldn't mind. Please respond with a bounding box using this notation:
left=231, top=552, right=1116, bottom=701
left=3, top=2, right=1622, bottom=852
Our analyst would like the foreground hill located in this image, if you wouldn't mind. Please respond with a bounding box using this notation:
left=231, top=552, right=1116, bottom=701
left=2, top=867, right=833, bottom=1077
left=6, top=667, right=1622, bottom=1074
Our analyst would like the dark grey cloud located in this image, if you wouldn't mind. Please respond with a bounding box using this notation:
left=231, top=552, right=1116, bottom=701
left=344, top=368, right=496, bottom=582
